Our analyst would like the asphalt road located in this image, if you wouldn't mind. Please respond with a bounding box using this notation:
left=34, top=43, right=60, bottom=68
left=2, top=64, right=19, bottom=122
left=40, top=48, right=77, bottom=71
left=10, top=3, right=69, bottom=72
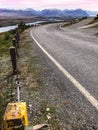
left=30, top=19, right=98, bottom=124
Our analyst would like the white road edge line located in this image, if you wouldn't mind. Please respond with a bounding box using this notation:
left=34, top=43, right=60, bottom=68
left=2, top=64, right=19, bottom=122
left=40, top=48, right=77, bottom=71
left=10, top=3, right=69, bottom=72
left=30, top=30, right=98, bottom=110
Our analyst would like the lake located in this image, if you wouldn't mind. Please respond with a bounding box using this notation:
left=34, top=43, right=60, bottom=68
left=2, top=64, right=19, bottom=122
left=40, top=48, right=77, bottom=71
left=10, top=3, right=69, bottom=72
left=0, top=25, right=18, bottom=33
left=0, top=21, right=46, bottom=33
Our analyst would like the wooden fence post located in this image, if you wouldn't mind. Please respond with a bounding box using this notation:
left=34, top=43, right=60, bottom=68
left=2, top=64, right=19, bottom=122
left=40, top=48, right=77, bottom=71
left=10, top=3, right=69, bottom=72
left=15, top=34, right=19, bottom=48
left=16, top=31, right=20, bottom=41
left=9, top=46, right=18, bottom=74
left=12, top=38, right=19, bottom=57
left=12, top=38, right=16, bottom=48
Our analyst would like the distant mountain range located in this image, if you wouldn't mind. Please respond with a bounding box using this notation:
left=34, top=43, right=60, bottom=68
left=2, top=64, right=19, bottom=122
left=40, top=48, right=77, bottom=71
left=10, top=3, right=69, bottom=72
left=40, top=9, right=89, bottom=18
left=0, top=8, right=90, bottom=18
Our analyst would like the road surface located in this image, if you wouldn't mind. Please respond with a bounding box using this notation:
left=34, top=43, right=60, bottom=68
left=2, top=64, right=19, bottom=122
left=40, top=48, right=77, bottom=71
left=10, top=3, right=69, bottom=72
left=30, top=19, right=98, bottom=125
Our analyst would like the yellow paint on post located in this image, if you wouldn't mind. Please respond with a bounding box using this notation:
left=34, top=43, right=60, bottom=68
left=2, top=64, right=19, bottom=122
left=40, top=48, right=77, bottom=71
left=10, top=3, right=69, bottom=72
left=3, top=102, right=28, bottom=129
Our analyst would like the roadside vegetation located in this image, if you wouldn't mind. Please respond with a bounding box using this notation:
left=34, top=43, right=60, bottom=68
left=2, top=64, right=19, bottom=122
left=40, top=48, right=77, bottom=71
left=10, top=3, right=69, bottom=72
left=0, top=22, right=31, bottom=127
left=0, top=30, right=15, bottom=127
left=92, top=15, right=98, bottom=28
left=0, top=31, right=15, bottom=56
left=88, top=15, right=98, bottom=26
left=61, top=17, right=87, bottom=27
left=94, top=15, right=98, bottom=22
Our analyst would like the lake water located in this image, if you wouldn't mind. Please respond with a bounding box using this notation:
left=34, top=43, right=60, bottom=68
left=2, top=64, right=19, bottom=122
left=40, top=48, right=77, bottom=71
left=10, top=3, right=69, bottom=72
left=0, top=25, right=18, bottom=33
left=0, top=21, right=46, bottom=33
left=0, top=20, right=64, bottom=33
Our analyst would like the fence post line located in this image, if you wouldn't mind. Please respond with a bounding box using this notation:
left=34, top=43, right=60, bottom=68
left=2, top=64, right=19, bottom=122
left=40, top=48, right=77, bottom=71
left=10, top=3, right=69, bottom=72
left=9, top=46, right=18, bottom=75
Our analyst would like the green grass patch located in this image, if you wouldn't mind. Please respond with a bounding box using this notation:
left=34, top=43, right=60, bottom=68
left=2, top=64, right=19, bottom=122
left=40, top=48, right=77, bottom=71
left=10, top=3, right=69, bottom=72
left=0, top=31, right=14, bottom=56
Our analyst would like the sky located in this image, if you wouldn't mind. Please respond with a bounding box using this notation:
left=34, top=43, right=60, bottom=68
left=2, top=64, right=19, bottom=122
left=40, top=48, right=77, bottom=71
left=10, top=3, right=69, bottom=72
left=0, top=0, right=98, bottom=11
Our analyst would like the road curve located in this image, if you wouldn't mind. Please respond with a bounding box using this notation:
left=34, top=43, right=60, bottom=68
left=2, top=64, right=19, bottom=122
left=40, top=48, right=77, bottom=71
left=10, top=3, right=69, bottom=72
left=30, top=19, right=98, bottom=123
